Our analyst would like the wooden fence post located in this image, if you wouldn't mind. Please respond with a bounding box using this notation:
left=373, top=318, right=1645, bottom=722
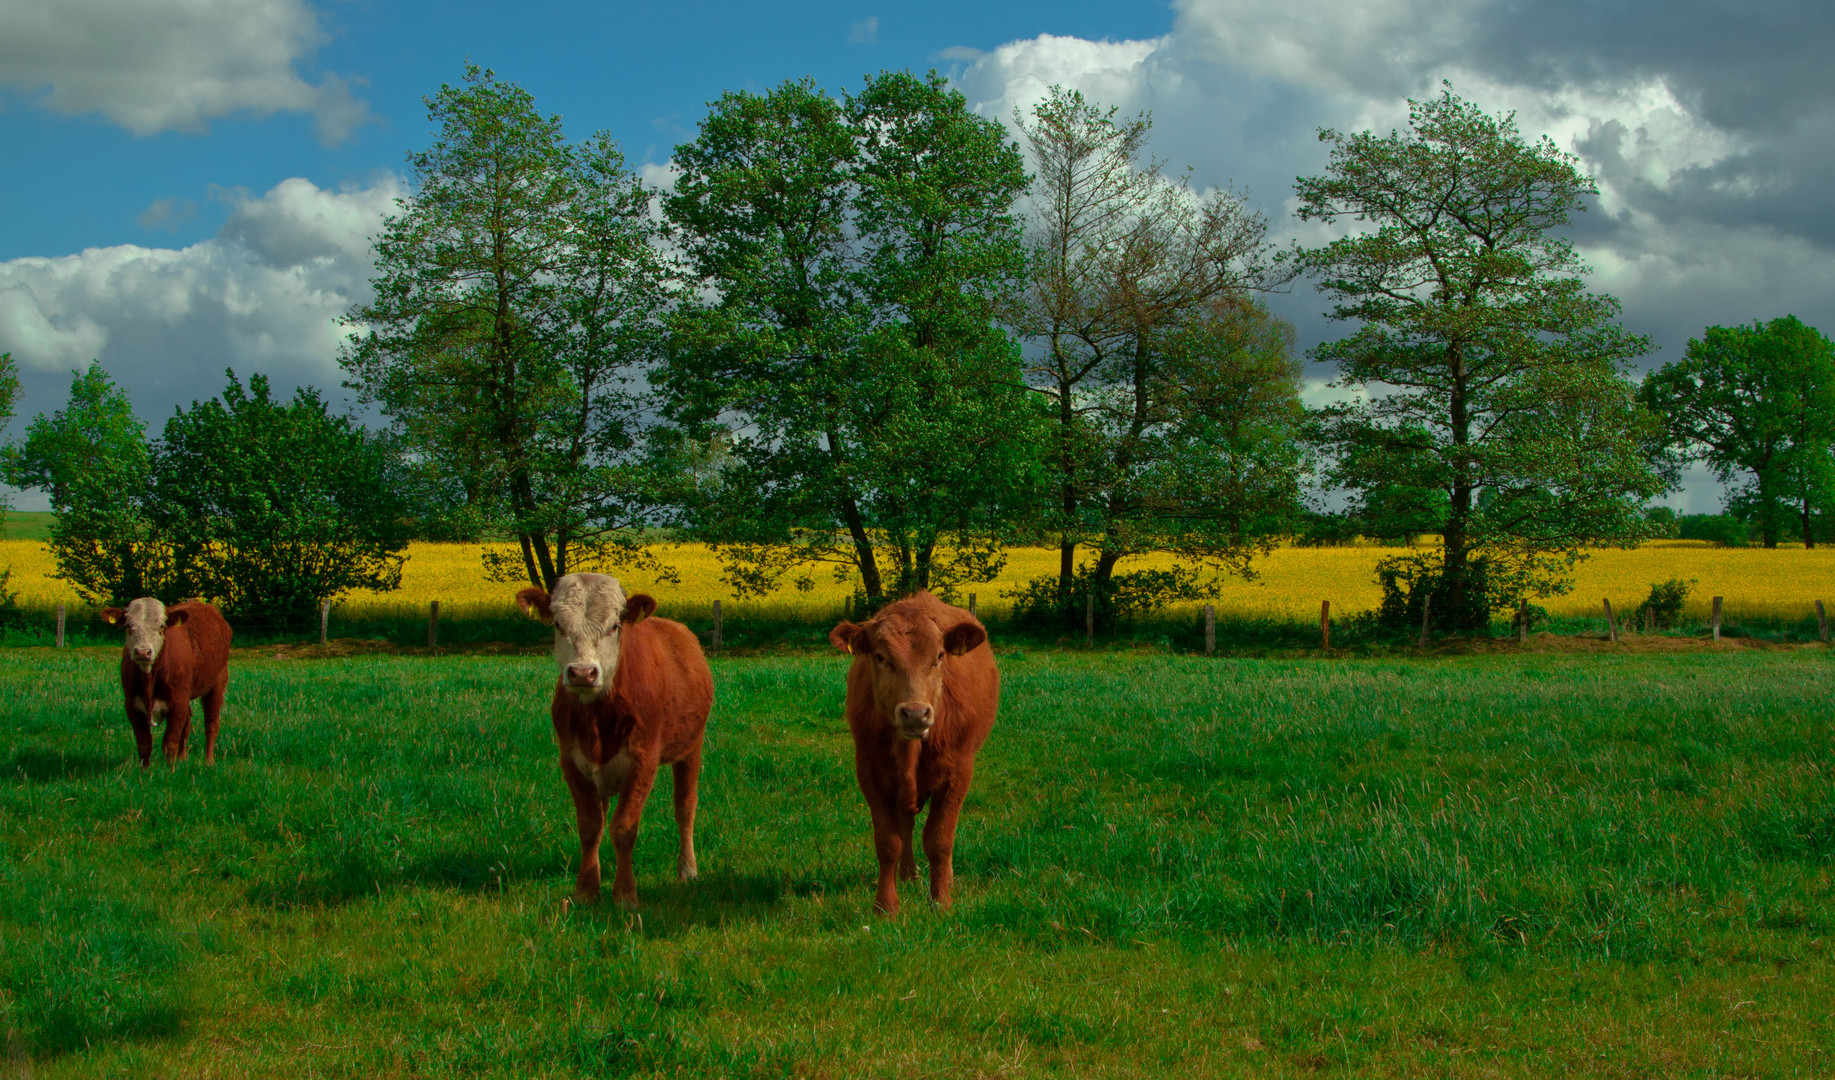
left=1518, top=599, right=1528, bottom=645
left=1817, top=599, right=1828, bottom=644
left=56, top=604, right=65, bottom=649
left=712, top=600, right=722, bottom=653
left=319, top=598, right=330, bottom=645
left=967, top=593, right=977, bottom=617
left=1204, top=604, right=1216, bottom=656
left=1418, top=593, right=1432, bottom=649
left=1085, top=592, right=1095, bottom=648
left=1320, top=600, right=1331, bottom=652
left=1711, top=596, right=1722, bottom=642
left=428, top=600, right=439, bottom=648
left=1643, top=605, right=1654, bottom=634
left=1604, top=599, right=1618, bottom=643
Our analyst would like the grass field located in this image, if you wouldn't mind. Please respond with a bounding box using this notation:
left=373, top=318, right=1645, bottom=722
left=0, top=514, right=53, bottom=542
left=4, top=645, right=1835, bottom=1076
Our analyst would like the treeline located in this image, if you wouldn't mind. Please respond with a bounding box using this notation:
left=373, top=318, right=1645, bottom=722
left=3, top=70, right=1833, bottom=633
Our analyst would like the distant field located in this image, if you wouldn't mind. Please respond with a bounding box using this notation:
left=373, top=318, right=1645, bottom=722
left=3, top=649, right=1833, bottom=1076
left=4, top=537, right=1833, bottom=628
left=0, top=512, right=54, bottom=541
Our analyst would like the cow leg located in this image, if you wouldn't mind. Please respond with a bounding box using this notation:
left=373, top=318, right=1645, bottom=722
left=897, top=807, right=919, bottom=882
left=161, top=699, right=193, bottom=764
left=923, top=771, right=973, bottom=910
left=201, top=670, right=227, bottom=765
left=865, top=794, right=906, bottom=916
left=671, top=748, right=701, bottom=882
left=608, top=766, right=658, bottom=909
left=127, top=701, right=153, bottom=769
left=561, top=757, right=607, bottom=903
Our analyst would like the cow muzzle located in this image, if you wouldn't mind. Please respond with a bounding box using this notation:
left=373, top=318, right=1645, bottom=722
left=131, top=647, right=155, bottom=671
left=895, top=702, right=934, bottom=740
left=565, top=662, right=603, bottom=693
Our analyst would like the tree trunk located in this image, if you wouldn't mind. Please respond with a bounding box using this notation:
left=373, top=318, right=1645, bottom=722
left=916, top=537, right=936, bottom=591
left=837, top=493, right=884, bottom=601
left=509, top=471, right=557, bottom=589
left=1442, top=341, right=1474, bottom=629
left=1803, top=495, right=1816, bottom=549
left=1055, top=369, right=1078, bottom=606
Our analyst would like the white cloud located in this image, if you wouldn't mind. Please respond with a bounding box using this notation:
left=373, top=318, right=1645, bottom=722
left=0, top=176, right=402, bottom=429
left=849, top=17, right=878, bottom=45
left=0, top=0, right=371, bottom=143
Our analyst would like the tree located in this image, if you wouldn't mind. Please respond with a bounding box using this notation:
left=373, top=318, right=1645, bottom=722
left=1641, top=315, right=1835, bottom=548
left=663, top=71, right=1042, bottom=603
left=2, top=362, right=178, bottom=606
left=1010, top=87, right=1301, bottom=621
left=156, top=371, right=409, bottom=625
left=343, top=64, right=677, bottom=591
left=1292, top=86, right=1669, bottom=630
left=0, top=352, right=18, bottom=610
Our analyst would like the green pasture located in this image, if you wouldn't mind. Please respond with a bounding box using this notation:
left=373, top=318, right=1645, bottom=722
left=3, top=647, right=1835, bottom=1076
left=0, top=513, right=53, bottom=542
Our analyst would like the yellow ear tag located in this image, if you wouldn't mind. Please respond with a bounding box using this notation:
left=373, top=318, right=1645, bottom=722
left=845, top=643, right=852, bottom=655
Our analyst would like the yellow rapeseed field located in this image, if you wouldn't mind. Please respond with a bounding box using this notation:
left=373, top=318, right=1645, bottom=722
left=5, top=537, right=1832, bottom=623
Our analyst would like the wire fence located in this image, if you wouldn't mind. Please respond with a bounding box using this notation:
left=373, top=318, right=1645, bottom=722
left=7, top=592, right=1832, bottom=655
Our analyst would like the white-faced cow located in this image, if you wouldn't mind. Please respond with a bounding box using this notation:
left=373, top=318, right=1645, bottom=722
left=99, top=598, right=232, bottom=767
left=516, top=573, right=713, bottom=908
left=828, top=590, right=998, bottom=914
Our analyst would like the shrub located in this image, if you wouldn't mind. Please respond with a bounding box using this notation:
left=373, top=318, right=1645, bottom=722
left=1678, top=514, right=1748, bottom=547
left=1642, top=578, right=1694, bottom=629
left=1004, top=564, right=1212, bottom=629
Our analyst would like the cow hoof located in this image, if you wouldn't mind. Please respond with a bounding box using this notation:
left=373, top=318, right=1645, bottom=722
left=676, top=867, right=699, bottom=882
left=613, top=894, right=640, bottom=911
left=572, top=888, right=600, bottom=906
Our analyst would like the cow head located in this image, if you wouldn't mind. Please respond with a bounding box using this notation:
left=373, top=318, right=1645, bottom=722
left=516, top=573, right=655, bottom=701
left=829, top=597, right=985, bottom=741
left=99, top=598, right=188, bottom=673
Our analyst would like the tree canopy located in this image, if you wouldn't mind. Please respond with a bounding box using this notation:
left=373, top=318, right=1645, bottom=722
left=342, top=63, right=676, bottom=591
left=1293, top=86, right=1670, bottom=629
left=1009, top=86, right=1304, bottom=624
left=1641, top=315, right=1835, bottom=548
left=663, top=71, right=1043, bottom=603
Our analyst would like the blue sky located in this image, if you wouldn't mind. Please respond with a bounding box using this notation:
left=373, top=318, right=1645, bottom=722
left=2, top=0, right=1170, bottom=260
left=4, top=0, right=1829, bottom=513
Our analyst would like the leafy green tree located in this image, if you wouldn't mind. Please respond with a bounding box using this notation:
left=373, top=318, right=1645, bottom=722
left=1010, top=87, right=1300, bottom=622
left=343, top=64, right=677, bottom=591
left=2, top=362, right=178, bottom=606
left=1641, top=315, right=1835, bottom=548
left=156, top=371, right=409, bottom=625
left=663, top=71, right=1042, bottom=602
left=1292, top=87, right=1670, bottom=631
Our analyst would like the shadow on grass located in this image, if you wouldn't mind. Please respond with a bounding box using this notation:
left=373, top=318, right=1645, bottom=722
left=562, top=868, right=792, bottom=937
left=4, top=745, right=122, bottom=784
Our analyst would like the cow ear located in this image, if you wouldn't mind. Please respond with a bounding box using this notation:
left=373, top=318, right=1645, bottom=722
left=943, top=621, right=986, bottom=656
left=828, top=621, right=864, bottom=655
left=622, top=594, right=656, bottom=624
left=164, top=609, right=189, bottom=628
left=100, top=607, right=125, bottom=625
left=516, top=588, right=554, bottom=624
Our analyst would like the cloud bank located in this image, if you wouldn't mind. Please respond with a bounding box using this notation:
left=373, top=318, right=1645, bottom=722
left=948, top=0, right=1835, bottom=512
left=0, top=176, right=401, bottom=447
left=0, top=0, right=371, bottom=143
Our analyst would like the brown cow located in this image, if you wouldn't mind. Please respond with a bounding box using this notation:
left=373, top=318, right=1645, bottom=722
left=516, top=573, right=713, bottom=908
left=98, top=598, right=232, bottom=767
left=828, top=591, right=998, bottom=914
